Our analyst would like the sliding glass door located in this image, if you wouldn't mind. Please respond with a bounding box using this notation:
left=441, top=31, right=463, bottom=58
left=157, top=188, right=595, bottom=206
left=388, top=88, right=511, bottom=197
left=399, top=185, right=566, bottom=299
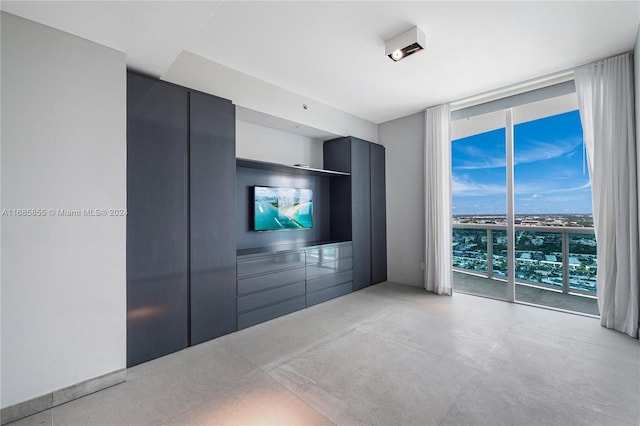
left=451, top=88, right=599, bottom=316
left=512, top=107, right=598, bottom=315
left=451, top=110, right=508, bottom=301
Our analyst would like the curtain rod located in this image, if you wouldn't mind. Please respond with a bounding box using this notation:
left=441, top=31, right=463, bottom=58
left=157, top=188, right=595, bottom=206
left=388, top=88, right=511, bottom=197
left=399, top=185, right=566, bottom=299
left=449, top=70, right=574, bottom=112
left=448, top=50, right=633, bottom=112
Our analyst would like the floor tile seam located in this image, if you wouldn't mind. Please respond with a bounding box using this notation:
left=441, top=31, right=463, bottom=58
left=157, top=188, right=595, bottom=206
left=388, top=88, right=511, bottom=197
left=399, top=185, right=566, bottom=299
left=317, top=304, right=403, bottom=330
left=535, top=328, right=640, bottom=355
left=260, top=370, right=338, bottom=426
left=504, top=323, right=640, bottom=360
left=474, top=334, right=509, bottom=373
left=152, top=342, right=263, bottom=390
left=553, top=333, right=640, bottom=357
left=153, top=369, right=335, bottom=426
left=152, top=370, right=271, bottom=426
left=434, top=362, right=486, bottom=426
left=435, top=389, right=470, bottom=426
left=155, top=394, right=216, bottom=426
left=224, top=307, right=360, bottom=372
left=264, top=368, right=358, bottom=426
left=256, top=326, right=361, bottom=372
left=494, top=326, right=596, bottom=369
left=121, top=378, right=219, bottom=426
left=347, top=302, right=498, bottom=352
left=212, top=342, right=262, bottom=385
left=263, top=368, right=344, bottom=424
left=312, top=309, right=363, bottom=329
left=351, top=325, right=485, bottom=375
left=222, top=340, right=264, bottom=374
left=225, top=339, right=269, bottom=372
left=314, top=308, right=363, bottom=327
left=44, top=410, right=54, bottom=426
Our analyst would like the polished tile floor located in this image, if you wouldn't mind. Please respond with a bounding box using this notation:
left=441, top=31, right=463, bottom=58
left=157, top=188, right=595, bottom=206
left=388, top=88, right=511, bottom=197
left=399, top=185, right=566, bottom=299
left=9, top=282, right=639, bottom=426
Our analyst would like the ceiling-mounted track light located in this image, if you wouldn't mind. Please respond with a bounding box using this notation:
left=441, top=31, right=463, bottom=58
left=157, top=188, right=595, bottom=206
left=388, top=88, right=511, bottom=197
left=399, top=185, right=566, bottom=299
left=385, top=26, right=425, bottom=62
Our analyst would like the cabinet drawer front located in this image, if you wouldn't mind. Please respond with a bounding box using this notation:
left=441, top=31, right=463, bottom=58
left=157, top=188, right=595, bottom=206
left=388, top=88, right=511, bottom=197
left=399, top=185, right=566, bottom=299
left=305, top=244, right=352, bottom=264
left=306, top=281, right=352, bottom=307
left=237, top=267, right=305, bottom=295
left=238, top=296, right=305, bottom=330
left=237, top=252, right=305, bottom=278
left=237, top=281, right=305, bottom=313
left=306, top=270, right=353, bottom=293
left=306, top=257, right=353, bottom=280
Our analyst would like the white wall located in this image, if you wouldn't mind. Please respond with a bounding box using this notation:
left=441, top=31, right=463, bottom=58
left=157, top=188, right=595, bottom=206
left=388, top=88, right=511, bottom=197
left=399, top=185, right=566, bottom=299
left=636, top=25, right=640, bottom=259
left=378, top=112, right=425, bottom=288
left=163, top=51, right=378, bottom=143
left=0, top=8, right=4, bottom=409
left=1, top=13, right=126, bottom=407
left=237, top=120, right=324, bottom=169
left=636, top=27, right=639, bottom=159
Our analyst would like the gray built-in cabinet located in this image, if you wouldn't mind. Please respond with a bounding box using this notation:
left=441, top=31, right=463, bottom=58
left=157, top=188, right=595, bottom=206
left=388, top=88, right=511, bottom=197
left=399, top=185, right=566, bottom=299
left=233, top=159, right=355, bottom=328
left=127, top=71, right=386, bottom=367
left=188, top=90, right=237, bottom=345
left=305, top=243, right=354, bottom=305
left=237, top=242, right=353, bottom=329
left=127, top=72, right=189, bottom=367
left=127, top=72, right=236, bottom=367
left=324, top=137, right=388, bottom=289
left=369, top=143, right=388, bottom=285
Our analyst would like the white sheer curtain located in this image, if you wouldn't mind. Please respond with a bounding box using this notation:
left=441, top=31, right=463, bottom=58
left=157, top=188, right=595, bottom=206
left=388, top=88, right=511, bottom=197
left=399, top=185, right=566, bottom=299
left=575, top=52, right=639, bottom=338
left=424, top=105, right=453, bottom=295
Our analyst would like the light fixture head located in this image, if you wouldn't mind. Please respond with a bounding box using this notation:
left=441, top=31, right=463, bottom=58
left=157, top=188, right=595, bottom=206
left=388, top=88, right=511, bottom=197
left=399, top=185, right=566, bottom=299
left=385, top=26, right=425, bottom=62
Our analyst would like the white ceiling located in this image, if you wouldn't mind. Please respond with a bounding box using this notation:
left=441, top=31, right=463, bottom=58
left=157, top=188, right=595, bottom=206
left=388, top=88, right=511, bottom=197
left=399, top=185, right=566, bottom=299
left=0, top=1, right=222, bottom=76
left=2, top=1, right=638, bottom=124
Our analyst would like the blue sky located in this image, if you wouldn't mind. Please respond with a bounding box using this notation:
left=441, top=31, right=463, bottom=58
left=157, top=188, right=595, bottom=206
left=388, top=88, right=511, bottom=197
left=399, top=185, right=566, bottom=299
left=451, top=110, right=593, bottom=215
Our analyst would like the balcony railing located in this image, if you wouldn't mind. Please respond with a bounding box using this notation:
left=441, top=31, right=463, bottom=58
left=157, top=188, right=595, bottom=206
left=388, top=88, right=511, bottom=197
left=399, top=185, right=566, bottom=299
left=452, top=224, right=597, bottom=297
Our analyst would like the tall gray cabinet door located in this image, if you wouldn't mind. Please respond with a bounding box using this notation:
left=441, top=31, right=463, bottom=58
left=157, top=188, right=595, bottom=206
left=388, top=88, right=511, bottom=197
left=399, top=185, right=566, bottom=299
left=351, top=138, right=372, bottom=290
left=189, top=91, right=237, bottom=344
left=370, top=143, right=387, bottom=284
left=127, top=72, right=188, bottom=367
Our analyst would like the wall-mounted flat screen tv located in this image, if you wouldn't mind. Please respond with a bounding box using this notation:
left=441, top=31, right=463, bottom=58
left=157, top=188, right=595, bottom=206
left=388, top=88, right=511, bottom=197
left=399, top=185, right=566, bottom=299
left=254, top=186, right=313, bottom=231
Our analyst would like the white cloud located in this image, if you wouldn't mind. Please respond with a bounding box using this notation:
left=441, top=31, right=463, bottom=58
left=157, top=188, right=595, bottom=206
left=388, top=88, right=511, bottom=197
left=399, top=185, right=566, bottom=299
left=454, top=156, right=505, bottom=170
left=453, top=137, right=583, bottom=170
left=452, top=175, right=505, bottom=196
left=544, top=182, right=591, bottom=194
left=515, top=137, right=582, bottom=165
left=453, top=175, right=591, bottom=198
left=544, top=194, right=591, bottom=202
left=515, top=181, right=591, bottom=196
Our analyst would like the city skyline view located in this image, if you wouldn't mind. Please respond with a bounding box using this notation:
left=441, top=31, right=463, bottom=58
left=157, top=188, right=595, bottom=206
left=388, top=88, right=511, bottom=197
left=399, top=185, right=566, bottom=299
left=451, top=110, right=593, bottom=215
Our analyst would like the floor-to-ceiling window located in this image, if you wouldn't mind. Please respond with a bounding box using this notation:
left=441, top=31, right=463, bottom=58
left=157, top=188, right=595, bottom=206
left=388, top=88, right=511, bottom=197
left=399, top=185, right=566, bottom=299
left=450, top=84, right=599, bottom=316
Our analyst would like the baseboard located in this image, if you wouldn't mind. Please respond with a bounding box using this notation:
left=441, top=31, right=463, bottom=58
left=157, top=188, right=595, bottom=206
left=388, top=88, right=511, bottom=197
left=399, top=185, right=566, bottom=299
left=1, top=369, right=126, bottom=425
